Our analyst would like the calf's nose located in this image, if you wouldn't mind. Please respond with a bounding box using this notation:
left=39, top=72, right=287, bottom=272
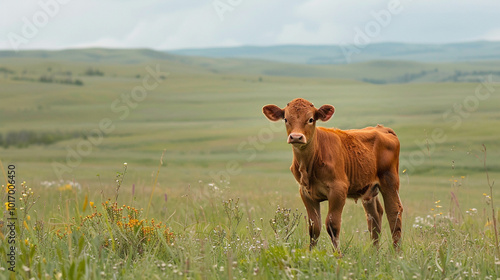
left=288, top=133, right=306, bottom=144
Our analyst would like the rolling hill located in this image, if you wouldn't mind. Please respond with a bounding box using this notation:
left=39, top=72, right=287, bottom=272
left=1, top=47, right=500, bottom=84
left=170, top=41, right=500, bottom=65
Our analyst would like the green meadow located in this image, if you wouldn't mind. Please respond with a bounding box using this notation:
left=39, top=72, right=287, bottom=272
left=0, top=49, right=499, bottom=279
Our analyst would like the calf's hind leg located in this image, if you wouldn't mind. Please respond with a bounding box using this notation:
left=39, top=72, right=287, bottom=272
left=380, top=172, right=403, bottom=247
left=362, top=196, right=383, bottom=246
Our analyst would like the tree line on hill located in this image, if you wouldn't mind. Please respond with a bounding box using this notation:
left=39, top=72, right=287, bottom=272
left=0, top=130, right=83, bottom=148
left=1, top=67, right=108, bottom=86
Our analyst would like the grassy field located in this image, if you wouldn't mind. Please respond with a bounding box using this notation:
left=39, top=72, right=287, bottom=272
left=0, top=49, right=499, bottom=279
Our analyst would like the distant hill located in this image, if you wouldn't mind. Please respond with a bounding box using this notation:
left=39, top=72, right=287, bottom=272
left=169, top=41, right=500, bottom=65
left=1, top=47, right=500, bottom=84
left=0, top=48, right=181, bottom=64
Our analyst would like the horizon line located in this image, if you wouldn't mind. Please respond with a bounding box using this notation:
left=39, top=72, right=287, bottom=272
left=0, top=40, right=499, bottom=52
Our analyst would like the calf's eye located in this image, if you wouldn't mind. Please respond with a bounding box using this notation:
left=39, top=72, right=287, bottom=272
left=308, top=118, right=314, bottom=124
left=284, top=118, right=288, bottom=123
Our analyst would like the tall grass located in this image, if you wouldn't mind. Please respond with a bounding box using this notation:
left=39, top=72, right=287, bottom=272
left=0, top=153, right=498, bottom=279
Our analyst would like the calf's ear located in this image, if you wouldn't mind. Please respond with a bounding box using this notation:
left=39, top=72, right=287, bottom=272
left=262, top=105, right=284, bottom=121
left=316, top=105, right=335, bottom=122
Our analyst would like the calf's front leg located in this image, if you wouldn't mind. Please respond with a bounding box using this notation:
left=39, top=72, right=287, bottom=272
left=300, top=187, right=321, bottom=249
left=326, top=185, right=347, bottom=253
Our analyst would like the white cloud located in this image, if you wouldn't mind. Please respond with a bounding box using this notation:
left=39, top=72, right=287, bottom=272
left=0, top=0, right=499, bottom=50
left=275, top=22, right=346, bottom=45
left=481, top=28, right=500, bottom=41
left=274, top=0, right=414, bottom=45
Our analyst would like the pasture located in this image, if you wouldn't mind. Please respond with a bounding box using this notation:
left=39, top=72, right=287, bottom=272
left=0, top=49, right=499, bottom=279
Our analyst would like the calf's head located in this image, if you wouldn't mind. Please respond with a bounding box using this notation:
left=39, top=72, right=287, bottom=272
left=262, top=98, right=335, bottom=146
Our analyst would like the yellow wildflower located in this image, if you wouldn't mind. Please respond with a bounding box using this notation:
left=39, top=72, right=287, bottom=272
left=58, top=184, right=72, bottom=191
left=83, top=195, right=88, bottom=212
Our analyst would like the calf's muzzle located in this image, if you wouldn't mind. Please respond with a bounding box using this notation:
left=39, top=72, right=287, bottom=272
left=288, top=133, right=307, bottom=144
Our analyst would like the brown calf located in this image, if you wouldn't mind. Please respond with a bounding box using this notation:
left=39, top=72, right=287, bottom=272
left=262, top=98, right=403, bottom=251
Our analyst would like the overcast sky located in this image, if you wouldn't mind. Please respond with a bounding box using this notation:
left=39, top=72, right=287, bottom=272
left=1, top=0, right=499, bottom=51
